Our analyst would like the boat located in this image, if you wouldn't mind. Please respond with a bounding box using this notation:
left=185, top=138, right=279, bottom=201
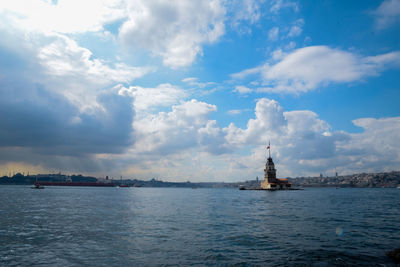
left=31, top=176, right=44, bottom=189
left=31, top=182, right=44, bottom=189
left=238, top=185, right=246, bottom=190
left=117, top=176, right=130, bottom=187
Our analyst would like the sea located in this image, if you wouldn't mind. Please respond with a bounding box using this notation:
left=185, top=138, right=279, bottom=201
left=0, top=186, right=399, bottom=266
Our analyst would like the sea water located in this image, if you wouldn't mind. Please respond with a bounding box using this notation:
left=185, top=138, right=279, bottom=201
left=0, top=186, right=399, bottom=266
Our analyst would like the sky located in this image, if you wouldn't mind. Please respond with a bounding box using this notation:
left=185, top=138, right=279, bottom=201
left=0, top=0, right=399, bottom=182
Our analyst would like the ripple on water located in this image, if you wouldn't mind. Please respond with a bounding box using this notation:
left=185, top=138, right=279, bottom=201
left=0, top=186, right=399, bottom=266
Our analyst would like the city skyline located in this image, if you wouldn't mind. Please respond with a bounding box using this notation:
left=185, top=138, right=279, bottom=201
left=0, top=0, right=399, bottom=182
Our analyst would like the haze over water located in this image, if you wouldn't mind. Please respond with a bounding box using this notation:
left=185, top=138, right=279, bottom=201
left=1, top=186, right=399, bottom=266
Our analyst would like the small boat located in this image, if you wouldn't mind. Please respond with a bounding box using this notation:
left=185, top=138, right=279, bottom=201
left=31, top=176, right=44, bottom=189
left=238, top=185, right=246, bottom=190
left=31, top=182, right=44, bottom=189
left=117, top=176, right=130, bottom=187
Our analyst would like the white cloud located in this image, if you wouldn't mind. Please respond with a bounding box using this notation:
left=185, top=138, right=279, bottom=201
left=0, top=6, right=145, bottom=172
left=119, top=0, right=225, bottom=68
left=225, top=98, right=287, bottom=146
left=230, top=66, right=265, bottom=79
left=233, top=85, right=252, bottom=94
left=133, top=99, right=224, bottom=155
left=221, top=98, right=343, bottom=177
left=182, top=77, right=198, bottom=84
left=231, top=0, right=261, bottom=24
left=4, top=87, right=398, bottom=179
left=287, top=26, right=302, bottom=37
left=118, top=83, right=188, bottom=112
left=287, top=18, right=304, bottom=38
left=38, top=34, right=149, bottom=85
left=1, top=0, right=227, bottom=69
left=268, top=27, right=279, bottom=41
left=182, top=77, right=216, bottom=88
left=270, top=48, right=285, bottom=60
left=1, top=1, right=399, bottom=180
left=346, top=117, right=400, bottom=159
left=263, top=46, right=364, bottom=93
left=227, top=109, right=251, bottom=115
left=284, top=41, right=296, bottom=50
left=0, top=0, right=126, bottom=34
left=373, top=0, right=400, bottom=29
left=0, top=14, right=150, bottom=109
left=33, top=34, right=150, bottom=109
left=270, top=0, right=298, bottom=13
left=263, top=46, right=400, bottom=93
left=329, top=117, right=400, bottom=174
left=229, top=0, right=262, bottom=34
left=233, top=46, right=400, bottom=94
left=223, top=98, right=400, bottom=177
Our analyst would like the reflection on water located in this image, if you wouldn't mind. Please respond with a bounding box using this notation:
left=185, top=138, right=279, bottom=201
left=0, top=186, right=399, bottom=266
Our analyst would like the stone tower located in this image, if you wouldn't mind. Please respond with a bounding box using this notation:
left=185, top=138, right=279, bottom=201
left=260, top=142, right=292, bottom=190
left=264, top=156, right=277, bottom=183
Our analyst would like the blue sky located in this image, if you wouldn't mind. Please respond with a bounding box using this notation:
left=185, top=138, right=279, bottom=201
left=0, top=0, right=399, bottom=181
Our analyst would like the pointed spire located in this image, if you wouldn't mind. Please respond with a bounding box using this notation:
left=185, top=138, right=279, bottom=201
left=269, top=141, right=271, bottom=158
left=266, top=141, right=271, bottom=158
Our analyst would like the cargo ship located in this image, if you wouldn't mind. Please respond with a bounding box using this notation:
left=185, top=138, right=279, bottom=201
left=35, top=181, right=115, bottom=187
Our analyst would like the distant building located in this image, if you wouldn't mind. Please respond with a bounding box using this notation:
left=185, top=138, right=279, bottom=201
left=260, top=143, right=291, bottom=190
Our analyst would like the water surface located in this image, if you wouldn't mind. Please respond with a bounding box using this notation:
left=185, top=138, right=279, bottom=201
left=1, top=186, right=399, bottom=266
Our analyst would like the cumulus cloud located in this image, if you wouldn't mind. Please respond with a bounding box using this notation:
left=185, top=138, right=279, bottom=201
left=133, top=99, right=229, bottom=155
left=233, top=46, right=400, bottom=94
left=119, top=0, right=225, bottom=68
left=0, top=21, right=149, bottom=108
left=0, top=13, right=142, bottom=173
left=118, top=83, right=188, bottom=112
left=38, top=34, right=149, bottom=85
left=373, top=0, right=400, bottom=29
left=0, top=0, right=126, bottom=33
left=130, top=98, right=400, bottom=180
left=225, top=99, right=287, bottom=146
left=5, top=90, right=394, bottom=179
left=343, top=117, right=400, bottom=167
left=1, top=1, right=399, bottom=180
left=0, top=85, right=135, bottom=157
left=1, top=0, right=227, bottom=69
left=223, top=98, right=400, bottom=177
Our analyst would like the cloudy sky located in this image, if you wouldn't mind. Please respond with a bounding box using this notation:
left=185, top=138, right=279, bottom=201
left=0, top=0, right=399, bottom=181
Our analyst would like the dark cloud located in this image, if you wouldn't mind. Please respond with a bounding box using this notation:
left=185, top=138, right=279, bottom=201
left=0, top=83, right=134, bottom=156
left=0, top=35, right=135, bottom=160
